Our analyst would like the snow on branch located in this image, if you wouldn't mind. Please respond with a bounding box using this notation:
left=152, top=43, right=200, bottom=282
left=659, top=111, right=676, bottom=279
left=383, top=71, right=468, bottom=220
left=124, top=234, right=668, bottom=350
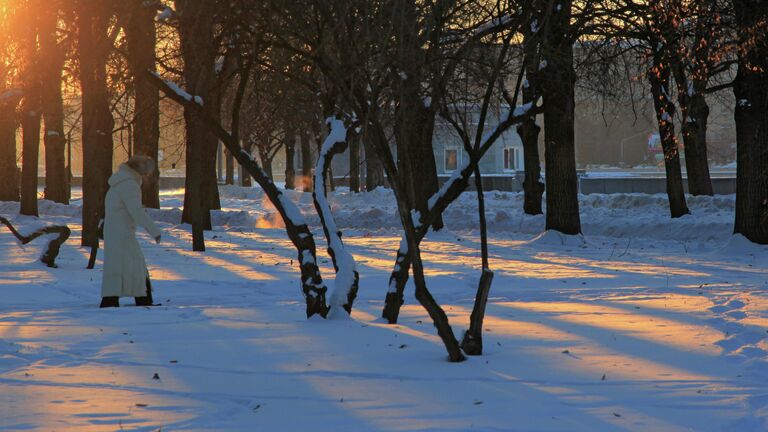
left=0, top=89, right=23, bottom=103
left=312, top=117, right=359, bottom=317
left=157, top=7, right=174, bottom=21
left=425, top=99, right=539, bottom=223
left=149, top=71, right=203, bottom=106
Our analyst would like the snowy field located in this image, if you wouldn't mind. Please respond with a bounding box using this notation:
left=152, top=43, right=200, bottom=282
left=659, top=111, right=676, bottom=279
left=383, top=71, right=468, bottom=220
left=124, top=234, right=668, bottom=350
left=1, top=186, right=767, bottom=431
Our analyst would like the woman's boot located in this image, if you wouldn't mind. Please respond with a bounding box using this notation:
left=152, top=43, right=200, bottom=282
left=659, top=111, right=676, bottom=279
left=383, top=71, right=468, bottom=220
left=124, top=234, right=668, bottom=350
left=135, top=276, right=154, bottom=306
left=100, top=296, right=119, bottom=308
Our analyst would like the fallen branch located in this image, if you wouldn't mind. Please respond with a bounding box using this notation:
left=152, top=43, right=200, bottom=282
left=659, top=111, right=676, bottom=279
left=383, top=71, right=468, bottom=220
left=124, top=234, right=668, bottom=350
left=0, top=216, right=70, bottom=268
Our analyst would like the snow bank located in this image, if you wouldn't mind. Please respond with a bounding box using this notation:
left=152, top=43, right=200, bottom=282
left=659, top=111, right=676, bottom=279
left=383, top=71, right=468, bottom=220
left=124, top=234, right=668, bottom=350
left=1, top=188, right=741, bottom=246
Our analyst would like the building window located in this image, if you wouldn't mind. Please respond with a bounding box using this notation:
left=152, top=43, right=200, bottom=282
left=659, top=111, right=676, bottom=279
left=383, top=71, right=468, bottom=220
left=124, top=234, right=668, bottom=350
left=503, top=147, right=519, bottom=171
left=444, top=148, right=459, bottom=172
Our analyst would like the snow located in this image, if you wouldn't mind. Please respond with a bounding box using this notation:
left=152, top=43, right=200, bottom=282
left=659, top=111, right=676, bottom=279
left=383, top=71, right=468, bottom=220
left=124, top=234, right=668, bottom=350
left=157, top=7, right=173, bottom=21
left=0, top=88, right=22, bottom=102
left=151, top=71, right=203, bottom=106
left=1, top=187, right=768, bottom=431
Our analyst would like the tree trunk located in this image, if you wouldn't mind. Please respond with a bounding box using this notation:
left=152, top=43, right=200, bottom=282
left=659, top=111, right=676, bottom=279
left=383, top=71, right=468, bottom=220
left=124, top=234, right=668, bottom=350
left=225, top=149, right=234, bottom=184
left=393, top=0, right=442, bottom=230
left=260, top=151, right=273, bottom=179
left=540, top=0, right=580, bottom=234
left=300, top=130, right=313, bottom=191
left=78, top=1, right=115, bottom=248
left=671, top=61, right=713, bottom=197
left=518, top=35, right=544, bottom=215
left=348, top=133, right=360, bottom=193
left=20, top=106, right=41, bottom=217
left=363, top=133, right=384, bottom=191
left=19, top=7, right=41, bottom=217
left=176, top=0, right=216, bottom=251
left=461, top=164, right=493, bottom=356
left=0, top=96, right=19, bottom=202
left=285, top=135, right=296, bottom=190
left=681, top=94, right=713, bottom=196
left=39, top=6, right=68, bottom=205
left=312, top=119, right=359, bottom=316
left=733, top=0, right=768, bottom=244
left=649, top=49, right=690, bottom=218
left=125, top=0, right=160, bottom=208
left=395, top=92, right=441, bottom=230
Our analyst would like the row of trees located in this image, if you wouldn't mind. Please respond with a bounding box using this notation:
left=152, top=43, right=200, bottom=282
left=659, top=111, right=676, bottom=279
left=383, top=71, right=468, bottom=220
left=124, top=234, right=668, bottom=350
left=1, top=1, right=766, bottom=360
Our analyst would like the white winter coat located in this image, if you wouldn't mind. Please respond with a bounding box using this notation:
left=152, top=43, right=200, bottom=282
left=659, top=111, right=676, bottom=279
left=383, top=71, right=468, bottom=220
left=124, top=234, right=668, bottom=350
left=101, top=164, right=161, bottom=297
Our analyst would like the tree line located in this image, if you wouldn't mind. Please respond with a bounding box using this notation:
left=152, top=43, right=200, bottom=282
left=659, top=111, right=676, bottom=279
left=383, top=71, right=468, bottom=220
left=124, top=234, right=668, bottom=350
left=0, top=0, right=766, bottom=361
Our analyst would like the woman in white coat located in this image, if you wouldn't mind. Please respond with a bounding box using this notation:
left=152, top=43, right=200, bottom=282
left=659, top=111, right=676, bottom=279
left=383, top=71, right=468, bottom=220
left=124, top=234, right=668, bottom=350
left=100, top=156, right=162, bottom=308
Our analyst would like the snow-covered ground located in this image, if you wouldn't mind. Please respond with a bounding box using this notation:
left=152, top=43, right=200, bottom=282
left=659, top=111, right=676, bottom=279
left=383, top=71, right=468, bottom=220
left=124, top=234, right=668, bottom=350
left=1, top=187, right=767, bottom=431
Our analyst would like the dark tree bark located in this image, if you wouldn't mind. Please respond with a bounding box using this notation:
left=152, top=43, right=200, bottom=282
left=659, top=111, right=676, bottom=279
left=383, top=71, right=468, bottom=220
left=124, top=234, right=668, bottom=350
left=77, top=0, right=115, bottom=248
left=225, top=150, right=234, bottom=184
left=680, top=93, right=713, bottom=196
left=733, top=0, right=768, bottom=244
left=539, top=0, right=580, bottom=234
left=39, top=5, right=69, bottom=205
left=460, top=163, right=493, bottom=356
left=672, top=64, right=713, bottom=197
left=393, top=0, right=442, bottom=231
left=348, top=132, right=360, bottom=193
left=20, top=103, right=41, bottom=217
left=300, top=130, right=313, bottom=191
left=0, top=93, right=20, bottom=202
left=285, top=134, right=296, bottom=190
left=19, top=9, right=41, bottom=217
left=648, top=48, right=690, bottom=218
left=518, top=26, right=544, bottom=215
left=176, top=0, right=217, bottom=249
left=125, top=0, right=160, bottom=208
left=0, top=216, right=70, bottom=268
left=363, top=134, right=385, bottom=191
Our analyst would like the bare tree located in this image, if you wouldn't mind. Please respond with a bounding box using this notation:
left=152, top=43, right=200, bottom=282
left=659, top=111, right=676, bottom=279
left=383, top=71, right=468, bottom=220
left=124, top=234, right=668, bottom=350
left=732, top=0, right=768, bottom=244
left=39, top=2, right=69, bottom=204
left=123, top=0, right=162, bottom=208
left=76, top=0, right=116, bottom=248
left=19, top=0, right=42, bottom=217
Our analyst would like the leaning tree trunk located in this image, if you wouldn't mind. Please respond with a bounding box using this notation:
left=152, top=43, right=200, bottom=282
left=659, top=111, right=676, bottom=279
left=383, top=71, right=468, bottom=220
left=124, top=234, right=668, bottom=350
left=0, top=93, right=20, bottom=202
left=312, top=118, right=359, bottom=316
left=369, top=118, right=464, bottom=362
left=460, top=161, right=494, bottom=356
left=733, top=0, right=768, bottom=244
left=125, top=0, right=161, bottom=208
left=649, top=49, right=690, bottom=218
left=39, top=5, right=69, bottom=205
left=540, top=0, right=581, bottom=234
left=78, top=1, right=115, bottom=247
left=148, top=71, right=330, bottom=317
